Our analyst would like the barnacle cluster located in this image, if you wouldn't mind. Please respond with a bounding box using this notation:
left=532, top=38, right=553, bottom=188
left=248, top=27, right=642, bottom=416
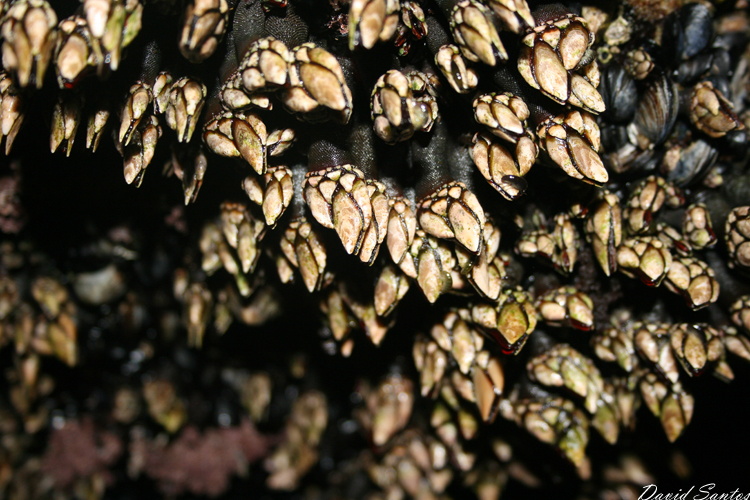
left=1, top=0, right=750, bottom=498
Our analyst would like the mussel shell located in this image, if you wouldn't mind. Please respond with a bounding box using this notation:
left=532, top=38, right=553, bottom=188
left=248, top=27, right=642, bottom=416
left=599, top=64, right=637, bottom=124
left=662, top=138, right=718, bottom=187
left=673, top=49, right=730, bottom=85
left=631, top=73, right=679, bottom=147
left=662, top=3, right=714, bottom=62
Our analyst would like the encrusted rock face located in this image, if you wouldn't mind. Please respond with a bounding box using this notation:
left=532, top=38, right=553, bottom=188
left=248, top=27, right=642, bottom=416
left=0, top=0, right=750, bottom=498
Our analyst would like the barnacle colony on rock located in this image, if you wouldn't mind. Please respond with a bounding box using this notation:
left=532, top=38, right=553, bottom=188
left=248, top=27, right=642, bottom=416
left=1, top=0, right=750, bottom=498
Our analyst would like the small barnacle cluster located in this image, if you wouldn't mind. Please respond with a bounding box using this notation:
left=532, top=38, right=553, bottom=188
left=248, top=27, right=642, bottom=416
left=0, top=0, right=749, bottom=498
